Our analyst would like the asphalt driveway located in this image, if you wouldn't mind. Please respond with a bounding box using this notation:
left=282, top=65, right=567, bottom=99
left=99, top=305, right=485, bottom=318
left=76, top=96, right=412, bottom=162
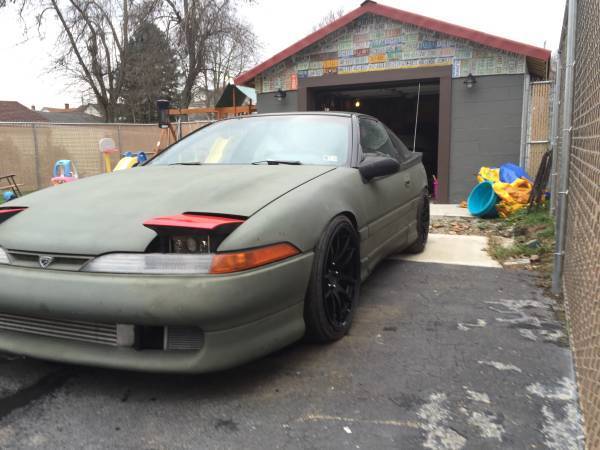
left=0, top=259, right=583, bottom=449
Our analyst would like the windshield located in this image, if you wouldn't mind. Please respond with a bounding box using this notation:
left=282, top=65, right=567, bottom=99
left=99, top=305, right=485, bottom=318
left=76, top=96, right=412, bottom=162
left=149, top=115, right=351, bottom=166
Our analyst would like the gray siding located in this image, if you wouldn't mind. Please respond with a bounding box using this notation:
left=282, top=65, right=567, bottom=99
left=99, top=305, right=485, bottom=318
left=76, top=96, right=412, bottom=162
left=449, top=74, right=524, bottom=203
left=257, top=91, right=299, bottom=113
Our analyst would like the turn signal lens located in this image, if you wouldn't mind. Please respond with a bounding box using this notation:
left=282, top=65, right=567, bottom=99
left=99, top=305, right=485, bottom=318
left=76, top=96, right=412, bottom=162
left=210, top=243, right=300, bottom=274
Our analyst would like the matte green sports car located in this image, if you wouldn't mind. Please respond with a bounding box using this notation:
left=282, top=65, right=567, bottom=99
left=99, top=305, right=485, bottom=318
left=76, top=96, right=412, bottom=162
left=0, top=112, right=429, bottom=373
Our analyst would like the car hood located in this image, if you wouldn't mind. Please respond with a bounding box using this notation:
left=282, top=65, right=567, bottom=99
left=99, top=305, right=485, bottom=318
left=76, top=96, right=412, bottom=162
left=0, top=164, right=335, bottom=255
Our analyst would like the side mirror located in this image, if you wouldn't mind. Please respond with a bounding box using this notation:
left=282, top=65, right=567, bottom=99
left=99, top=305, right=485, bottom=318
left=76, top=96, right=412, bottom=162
left=358, top=156, right=400, bottom=181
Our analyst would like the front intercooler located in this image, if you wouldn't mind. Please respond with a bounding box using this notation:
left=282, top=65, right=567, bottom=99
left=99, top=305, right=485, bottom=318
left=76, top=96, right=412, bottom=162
left=0, top=313, right=204, bottom=351
left=0, top=312, right=119, bottom=346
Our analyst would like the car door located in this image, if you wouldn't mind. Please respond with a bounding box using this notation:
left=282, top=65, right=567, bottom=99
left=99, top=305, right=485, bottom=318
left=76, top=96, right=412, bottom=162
left=356, top=117, right=414, bottom=272
left=384, top=124, right=427, bottom=245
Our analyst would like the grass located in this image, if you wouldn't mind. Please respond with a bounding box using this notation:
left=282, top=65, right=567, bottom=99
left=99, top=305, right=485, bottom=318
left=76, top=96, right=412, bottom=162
left=488, top=206, right=556, bottom=282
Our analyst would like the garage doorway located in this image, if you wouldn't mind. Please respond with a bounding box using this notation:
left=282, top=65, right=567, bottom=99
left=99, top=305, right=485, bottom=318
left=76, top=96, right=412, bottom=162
left=313, top=81, right=440, bottom=194
left=298, top=67, right=451, bottom=203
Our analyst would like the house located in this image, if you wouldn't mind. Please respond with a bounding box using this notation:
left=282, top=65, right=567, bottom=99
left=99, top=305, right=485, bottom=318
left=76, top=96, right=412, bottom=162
left=40, top=103, right=103, bottom=123
left=78, top=103, right=103, bottom=118
left=38, top=111, right=103, bottom=123
left=235, top=0, right=551, bottom=203
left=0, top=101, right=48, bottom=122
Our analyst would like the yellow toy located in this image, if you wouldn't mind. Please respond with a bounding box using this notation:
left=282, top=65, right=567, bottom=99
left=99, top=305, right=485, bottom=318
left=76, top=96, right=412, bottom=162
left=113, top=152, right=148, bottom=171
left=477, top=166, right=533, bottom=218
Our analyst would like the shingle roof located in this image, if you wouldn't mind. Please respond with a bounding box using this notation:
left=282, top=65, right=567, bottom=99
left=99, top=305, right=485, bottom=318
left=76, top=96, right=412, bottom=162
left=38, top=111, right=103, bottom=123
left=0, top=101, right=48, bottom=122
left=235, top=0, right=551, bottom=85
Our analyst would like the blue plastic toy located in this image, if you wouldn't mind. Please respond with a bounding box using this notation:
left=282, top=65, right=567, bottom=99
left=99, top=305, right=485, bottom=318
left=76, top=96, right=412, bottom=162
left=2, top=191, right=16, bottom=202
left=467, top=181, right=499, bottom=218
left=499, top=163, right=531, bottom=183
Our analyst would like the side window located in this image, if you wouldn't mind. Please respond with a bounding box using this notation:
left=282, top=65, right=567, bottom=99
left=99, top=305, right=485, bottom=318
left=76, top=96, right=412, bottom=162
left=384, top=125, right=414, bottom=162
left=359, top=118, right=400, bottom=161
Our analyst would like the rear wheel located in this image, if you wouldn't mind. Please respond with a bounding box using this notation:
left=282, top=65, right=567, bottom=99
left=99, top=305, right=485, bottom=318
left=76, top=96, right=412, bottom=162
left=304, top=216, right=360, bottom=342
left=406, top=191, right=430, bottom=254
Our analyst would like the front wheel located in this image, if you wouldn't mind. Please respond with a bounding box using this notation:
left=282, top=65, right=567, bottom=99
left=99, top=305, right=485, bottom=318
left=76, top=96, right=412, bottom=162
left=304, top=216, right=360, bottom=342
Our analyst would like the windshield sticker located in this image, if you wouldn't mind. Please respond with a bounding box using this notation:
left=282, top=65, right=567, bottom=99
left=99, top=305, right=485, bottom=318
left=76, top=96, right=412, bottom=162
left=323, top=155, right=338, bottom=162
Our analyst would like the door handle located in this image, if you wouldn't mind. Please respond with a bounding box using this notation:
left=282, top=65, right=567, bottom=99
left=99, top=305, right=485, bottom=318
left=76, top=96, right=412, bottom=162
left=404, top=179, right=411, bottom=187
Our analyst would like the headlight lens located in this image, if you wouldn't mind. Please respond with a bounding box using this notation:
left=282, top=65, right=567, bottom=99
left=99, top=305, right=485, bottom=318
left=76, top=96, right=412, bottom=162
left=81, top=243, right=300, bottom=275
left=0, top=247, right=11, bottom=265
left=82, top=253, right=213, bottom=274
left=171, top=235, right=210, bottom=254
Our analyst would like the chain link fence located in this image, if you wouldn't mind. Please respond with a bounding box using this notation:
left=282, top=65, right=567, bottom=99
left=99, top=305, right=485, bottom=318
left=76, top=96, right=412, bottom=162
left=525, top=81, right=553, bottom=177
left=556, top=0, right=600, bottom=447
left=0, top=121, right=209, bottom=192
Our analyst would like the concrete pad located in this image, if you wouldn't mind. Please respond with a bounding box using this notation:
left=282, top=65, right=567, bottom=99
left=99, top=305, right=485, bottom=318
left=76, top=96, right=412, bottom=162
left=391, top=233, right=501, bottom=268
left=431, top=203, right=473, bottom=218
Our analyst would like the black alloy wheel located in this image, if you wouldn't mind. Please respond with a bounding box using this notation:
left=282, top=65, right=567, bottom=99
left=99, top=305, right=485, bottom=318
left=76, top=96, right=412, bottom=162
left=304, top=215, right=360, bottom=342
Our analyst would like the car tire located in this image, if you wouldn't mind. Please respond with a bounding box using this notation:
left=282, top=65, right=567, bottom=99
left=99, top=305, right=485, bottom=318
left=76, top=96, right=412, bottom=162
left=406, top=191, right=430, bottom=254
left=304, top=215, right=361, bottom=343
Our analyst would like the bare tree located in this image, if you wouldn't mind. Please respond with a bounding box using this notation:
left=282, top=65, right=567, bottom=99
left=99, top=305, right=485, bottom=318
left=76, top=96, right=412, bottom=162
left=18, top=0, right=158, bottom=121
left=312, top=8, right=344, bottom=31
left=195, top=17, right=258, bottom=107
left=161, top=0, right=257, bottom=107
left=13, top=0, right=257, bottom=117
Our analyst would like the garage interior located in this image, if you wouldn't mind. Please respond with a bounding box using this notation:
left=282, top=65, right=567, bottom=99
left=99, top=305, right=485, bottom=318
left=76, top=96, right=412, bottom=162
left=313, top=80, right=440, bottom=193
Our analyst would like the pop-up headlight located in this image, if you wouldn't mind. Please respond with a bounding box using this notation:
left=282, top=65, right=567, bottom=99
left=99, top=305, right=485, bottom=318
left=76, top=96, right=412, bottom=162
left=81, top=213, right=300, bottom=275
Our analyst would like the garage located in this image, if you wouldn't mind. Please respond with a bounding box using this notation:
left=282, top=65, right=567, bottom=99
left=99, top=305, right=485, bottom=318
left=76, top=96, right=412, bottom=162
left=235, top=1, right=550, bottom=203
left=307, top=76, right=442, bottom=196
left=314, top=80, right=440, bottom=193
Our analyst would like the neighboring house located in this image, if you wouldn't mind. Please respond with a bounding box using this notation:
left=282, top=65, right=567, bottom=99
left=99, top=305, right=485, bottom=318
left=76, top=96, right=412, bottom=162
left=235, top=0, right=551, bottom=203
left=41, top=103, right=104, bottom=121
left=0, top=101, right=48, bottom=122
left=38, top=111, right=103, bottom=123
left=78, top=103, right=103, bottom=118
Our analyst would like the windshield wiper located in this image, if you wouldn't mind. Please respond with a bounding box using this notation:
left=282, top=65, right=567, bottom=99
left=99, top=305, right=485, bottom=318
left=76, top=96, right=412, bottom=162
left=169, top=162, right=203, bottom=166
left=251, top=160, right=302, bottom=165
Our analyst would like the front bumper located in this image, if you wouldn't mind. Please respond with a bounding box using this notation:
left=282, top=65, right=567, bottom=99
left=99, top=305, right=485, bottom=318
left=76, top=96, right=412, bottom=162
left=0, top=252, right=314, bottom=373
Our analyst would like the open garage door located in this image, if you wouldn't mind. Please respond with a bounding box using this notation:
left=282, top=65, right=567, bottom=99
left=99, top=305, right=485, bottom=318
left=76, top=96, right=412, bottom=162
left=298, top=67, right=452, bottom=203
left=313, top=81, right=440, bottom=195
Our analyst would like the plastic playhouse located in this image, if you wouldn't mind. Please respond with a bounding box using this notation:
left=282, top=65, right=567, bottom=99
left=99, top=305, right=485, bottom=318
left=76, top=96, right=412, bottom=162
left=51, top=160, right=79, bottom=185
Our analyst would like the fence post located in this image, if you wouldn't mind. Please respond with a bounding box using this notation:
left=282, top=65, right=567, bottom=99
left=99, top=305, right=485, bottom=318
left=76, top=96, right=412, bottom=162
left=519, top=73, right=531, bottom=168
left=552, top=0, right=577, bottom=295
left=549, top=52, right=562, bottom=216
left=117, top=124, right=122, bottom=150
left=31, top=123, right=42, bottom=190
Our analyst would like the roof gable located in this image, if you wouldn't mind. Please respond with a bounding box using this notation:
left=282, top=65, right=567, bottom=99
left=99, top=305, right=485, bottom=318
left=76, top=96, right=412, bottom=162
left=235, top=1, right=550, bottom=85
left=38, top=111, right=103, bottom=123
left=0, top=101, right=48, bottom=122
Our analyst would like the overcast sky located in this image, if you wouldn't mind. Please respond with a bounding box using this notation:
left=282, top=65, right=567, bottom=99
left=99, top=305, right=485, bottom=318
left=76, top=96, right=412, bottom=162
left=0, top=0, right=565, bottom=109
